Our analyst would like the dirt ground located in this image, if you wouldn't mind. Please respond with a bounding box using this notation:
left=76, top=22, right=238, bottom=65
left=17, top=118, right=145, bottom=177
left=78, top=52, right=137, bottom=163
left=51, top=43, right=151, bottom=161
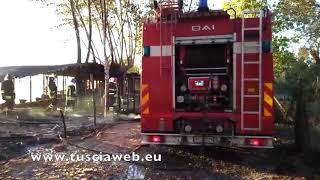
left=1, top=120, right=320, bottom=179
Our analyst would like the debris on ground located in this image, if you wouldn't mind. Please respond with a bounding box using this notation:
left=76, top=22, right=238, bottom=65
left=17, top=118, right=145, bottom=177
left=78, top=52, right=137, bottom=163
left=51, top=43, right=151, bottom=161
left=1, top=121, right=319, bottom=179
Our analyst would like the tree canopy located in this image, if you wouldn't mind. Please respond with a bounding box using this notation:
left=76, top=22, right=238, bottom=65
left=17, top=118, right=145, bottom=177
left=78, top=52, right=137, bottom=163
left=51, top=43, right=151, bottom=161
left=274, top=0, right=320, bottom=64
left=223, top=0, right=267, bottom=18
left=34, top=0, right=144, bottom=74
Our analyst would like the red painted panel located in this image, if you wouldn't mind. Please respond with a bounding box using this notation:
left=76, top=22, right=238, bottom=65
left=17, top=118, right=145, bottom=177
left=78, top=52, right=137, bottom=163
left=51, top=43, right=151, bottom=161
left=262, top=54, right=274, bottom=82
left=235, top=54, right=242, bottom=113
left=143, top=24, right=159, bottom=45
left=262, top=116, right=273, bottom=134
left=243, top=114, right=259, bottom=129
left=244, top=81, right=259, bottom=95
left=244, top=54, right=259, bottom=62
left=141, top=114, right=174, bottom=132
left=244, top=97, right=259, bottom=112
left=143, top=24, right=172, bottom=45
left=141, top=56, right=174, bottom=131
left=244, top=64, right=259, bottom=78
left=243, top=18, right=260, bottom=29
left=175, top=18, right=233, bottom=37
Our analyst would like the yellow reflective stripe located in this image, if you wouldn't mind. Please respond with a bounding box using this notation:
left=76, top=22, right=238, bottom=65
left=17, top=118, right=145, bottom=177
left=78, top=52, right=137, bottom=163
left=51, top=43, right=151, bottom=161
left=265, top=83, right=272, bottom=91
left=264, top=83, right=273, bottom=117
left=141, top=84, right=148, bottom=93
left=141, top=84, right=150, bottom=115
left=142, top=107, right=150, bottom=115
left=264, top=108, right=272, bottom=117
left=264, top=92, right=273, bottom=107
left=142, top=93, right=149, bottom=107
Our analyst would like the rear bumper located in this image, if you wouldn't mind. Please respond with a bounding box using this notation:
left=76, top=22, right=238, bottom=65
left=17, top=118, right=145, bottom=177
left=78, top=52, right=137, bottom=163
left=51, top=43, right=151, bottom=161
left=141, top=133, right=273, bottom=148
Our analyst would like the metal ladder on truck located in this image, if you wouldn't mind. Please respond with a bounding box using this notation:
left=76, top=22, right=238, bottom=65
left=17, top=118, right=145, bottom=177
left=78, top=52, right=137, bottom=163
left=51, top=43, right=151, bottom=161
left=240, top=10, right=264, bottom=131
left=158, top=0, right=178, bottom=78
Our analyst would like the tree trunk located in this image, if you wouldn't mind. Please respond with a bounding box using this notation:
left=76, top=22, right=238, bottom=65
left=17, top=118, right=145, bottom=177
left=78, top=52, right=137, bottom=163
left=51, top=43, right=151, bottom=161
left=295, top=87, right=304, bottom=151
left=101, top=0, right=109, bottom=117
left=85, top=0, right=92, bottom=63
left=70, top=0, right=81, bottom=64
left=294, top=84, right=311, bottom=152
left=70, top=0, right=83, bottom=101
left=310, top=49, right=320, bottom=64
left=117, top=74, right=125, bottom=111
left=74, top=1, right=98, bottom=63
left=104, top=61, right=109, bottom=117
left=90, top=74, right=96, bottom=126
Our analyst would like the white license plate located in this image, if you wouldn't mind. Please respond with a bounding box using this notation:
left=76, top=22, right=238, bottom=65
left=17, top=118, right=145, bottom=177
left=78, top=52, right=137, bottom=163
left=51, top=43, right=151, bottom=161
left=166, top=136, right=181, bottom=144
left=193, top=137, right=203, bottom=143
left=205, top=137, right=215, bottom=144
left=193, top=136, right=219, bottom=144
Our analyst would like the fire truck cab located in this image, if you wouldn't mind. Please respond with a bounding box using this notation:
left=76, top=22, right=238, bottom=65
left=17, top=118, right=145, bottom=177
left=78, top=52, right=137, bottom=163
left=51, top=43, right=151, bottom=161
left=141, top=0, right=274, bottom=148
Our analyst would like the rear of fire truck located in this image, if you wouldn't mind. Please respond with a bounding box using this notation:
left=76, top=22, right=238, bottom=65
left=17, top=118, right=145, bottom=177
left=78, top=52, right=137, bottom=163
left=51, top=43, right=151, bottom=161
left=141, top=0, right=274, bottom=148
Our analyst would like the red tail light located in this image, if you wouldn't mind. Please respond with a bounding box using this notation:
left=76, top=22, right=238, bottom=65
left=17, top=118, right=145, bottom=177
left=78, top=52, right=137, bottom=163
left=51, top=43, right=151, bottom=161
left=149, top=135, right=163, bottom=143
left=245, top=138, right=266, bottom=146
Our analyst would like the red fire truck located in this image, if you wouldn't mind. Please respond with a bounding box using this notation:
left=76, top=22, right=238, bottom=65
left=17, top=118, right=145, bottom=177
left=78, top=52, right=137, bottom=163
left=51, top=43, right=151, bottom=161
left=141, top=0, right=274, bottom=148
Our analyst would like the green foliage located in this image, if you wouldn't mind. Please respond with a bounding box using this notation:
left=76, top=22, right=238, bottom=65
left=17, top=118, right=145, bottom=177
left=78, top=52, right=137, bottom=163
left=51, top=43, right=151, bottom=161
left=271, top=0, right=320, bottom=78
left=127, top=65, right=140, bottom=74
left=298, top=48, right=310, bottom=61
left=278, top=59, right=320, bottom=151
left=283, top=60, right=320, bottom=103
left=273, top=0, right=320, bottom=63
left=272, top=36, right=296, bottom=78
left=273, top=0, right=319, bottom=33
left=223, top=0, right=267, bottom=18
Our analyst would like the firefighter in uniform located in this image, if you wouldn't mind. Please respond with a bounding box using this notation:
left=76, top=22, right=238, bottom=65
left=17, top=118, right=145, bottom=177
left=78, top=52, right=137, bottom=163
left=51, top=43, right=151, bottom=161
left=66, top=79, right=77, bottom=110
left=47, top=76, right=58, bottom=110
left=1, top=74, right=15, bottom=111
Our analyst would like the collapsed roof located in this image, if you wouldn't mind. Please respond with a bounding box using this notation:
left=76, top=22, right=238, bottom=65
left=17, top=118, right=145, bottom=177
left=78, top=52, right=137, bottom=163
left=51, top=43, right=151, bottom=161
left=0, top=63, right=105, bottom=81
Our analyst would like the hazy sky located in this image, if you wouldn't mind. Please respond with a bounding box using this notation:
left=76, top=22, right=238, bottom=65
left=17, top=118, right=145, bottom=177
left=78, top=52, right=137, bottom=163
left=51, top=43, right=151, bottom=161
left=0, top=1, right=77, bottom=67
left=0, top=0, right=224, bottom=67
